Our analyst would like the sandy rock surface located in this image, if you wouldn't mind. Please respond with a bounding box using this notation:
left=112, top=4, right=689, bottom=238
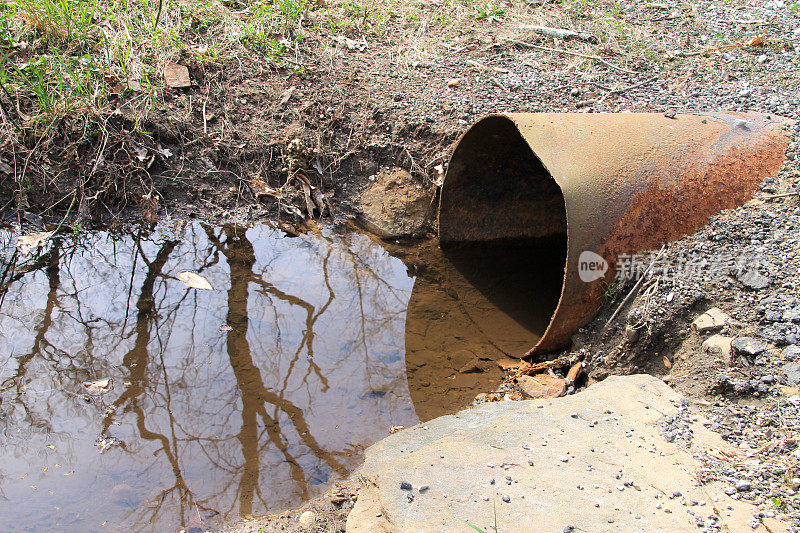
left=347, top=375, right=784, bottom=533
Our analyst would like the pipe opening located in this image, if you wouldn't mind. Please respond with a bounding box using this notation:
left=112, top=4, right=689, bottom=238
left=438, top=115, right=568, bottom=350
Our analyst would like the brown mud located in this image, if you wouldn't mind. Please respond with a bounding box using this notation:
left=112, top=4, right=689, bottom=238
left=0, top=54, right=456, bottom=227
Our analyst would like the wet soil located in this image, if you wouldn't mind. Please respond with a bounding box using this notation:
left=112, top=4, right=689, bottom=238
left=0, top=220, right=548, bottom=532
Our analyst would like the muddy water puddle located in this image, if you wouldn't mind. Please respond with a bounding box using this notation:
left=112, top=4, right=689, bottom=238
left=0, top=221, right=552, bottom=532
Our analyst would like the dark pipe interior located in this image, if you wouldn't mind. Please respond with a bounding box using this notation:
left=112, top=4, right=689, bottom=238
left=438, top=115, right=568, bottom=349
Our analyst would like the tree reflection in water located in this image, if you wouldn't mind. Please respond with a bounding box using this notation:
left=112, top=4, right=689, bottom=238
left=0, top=222, right=417, bottom=532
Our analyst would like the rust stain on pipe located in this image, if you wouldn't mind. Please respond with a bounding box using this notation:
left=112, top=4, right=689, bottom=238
left=438, top=112, right=792, bottom=356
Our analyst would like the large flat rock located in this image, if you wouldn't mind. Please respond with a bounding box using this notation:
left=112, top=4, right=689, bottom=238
left=347, top=375, right=785, bottom=533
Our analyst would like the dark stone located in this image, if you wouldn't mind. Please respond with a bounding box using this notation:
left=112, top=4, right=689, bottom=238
left=738, top=270, right=770, bottom=290
left=732, top=337, right=766, bottom=356
left=782, top=345, right=800, bottom=361
left=783, top=362, right=800, bottom=386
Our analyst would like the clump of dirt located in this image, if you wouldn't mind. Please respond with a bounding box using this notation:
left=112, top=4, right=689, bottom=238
left=358, top=167, right=434, bottom=237
left=224, top=479, right=359, bottom=533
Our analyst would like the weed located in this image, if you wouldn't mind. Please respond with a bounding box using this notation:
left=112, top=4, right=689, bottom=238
left=599, top=279, right=622, bottom=302
left=473, top=2, right=505, bottom=22
left=457, top=499, right=498, bottom=532
left=275, top=0, right=308, bottom=28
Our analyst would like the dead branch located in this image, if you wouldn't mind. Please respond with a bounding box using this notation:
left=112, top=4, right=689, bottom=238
left=505, top=38, right=638, bottom=74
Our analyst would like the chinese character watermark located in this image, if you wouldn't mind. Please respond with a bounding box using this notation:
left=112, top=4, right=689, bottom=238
left=579, top=250, right=762, bottom=283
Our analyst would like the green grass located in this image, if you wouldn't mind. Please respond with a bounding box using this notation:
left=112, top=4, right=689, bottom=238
left=599, top=279, right=622, bottom=302
left=473, top=2, right=505, bottom=21
left=0, top=0, right=527, bottom=129
left=0, top=0, right=321, bottom=126
left=457, top=499, right=498, bottom=533
left=0, top=0, right=673, bottom=137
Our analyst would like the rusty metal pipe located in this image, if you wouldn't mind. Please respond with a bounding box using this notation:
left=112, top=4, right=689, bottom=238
left=438, top=112, right=792, bottom=355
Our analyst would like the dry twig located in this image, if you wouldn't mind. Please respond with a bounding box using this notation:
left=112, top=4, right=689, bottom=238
left=506, top=38, right=638, bottom=74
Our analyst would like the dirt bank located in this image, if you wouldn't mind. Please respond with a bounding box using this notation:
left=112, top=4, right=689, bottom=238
left=4, top=0, right=799, bottom=229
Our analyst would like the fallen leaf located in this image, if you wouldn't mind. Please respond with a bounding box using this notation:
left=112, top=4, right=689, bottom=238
left=311, top=187, right=326, bottom=213
left=133, top=145, right=148, bottom=162
left=747, top=33, right=766, bottom=47
left=163, top=62, right=191, bottom=88
left=17, top=231, right=54, bottom=255
left=663, top=355, right=672, bottom=368
left=141, top=193, right=158, bottom=226
left=296, top=174, right=325, bottom=218
left=250, top=178, right=283, bottom=199
left=279, top=86, right=296, bottom=107
left=104, top=73, right=126, bottom=95
left=177, top=271, right=213, bottom=290
left=433, top=164, right=445, bottom=187
left=155, top=144, right=173, bottom=159
left=283, top=204, right=304, bottom=218
left=335, top=35, right=367, bottom=51
left=82, top=378, right=111, bottom=395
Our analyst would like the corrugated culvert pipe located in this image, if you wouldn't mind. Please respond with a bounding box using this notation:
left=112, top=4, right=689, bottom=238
left=438, top=112, right=793, bottom=356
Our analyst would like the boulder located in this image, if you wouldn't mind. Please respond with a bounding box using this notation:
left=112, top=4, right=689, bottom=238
left=732, top=337, right=767, bottom=357
left=346, top=375, right=783, bottom=533
left=702, top=334, right=733, bottom=362
left=358, top=168, right=433, bottom=237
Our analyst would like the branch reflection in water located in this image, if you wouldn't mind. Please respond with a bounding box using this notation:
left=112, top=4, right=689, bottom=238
left=0, top=219, right=548, bottom=532
left=0, top=221, right=417, bottom=532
